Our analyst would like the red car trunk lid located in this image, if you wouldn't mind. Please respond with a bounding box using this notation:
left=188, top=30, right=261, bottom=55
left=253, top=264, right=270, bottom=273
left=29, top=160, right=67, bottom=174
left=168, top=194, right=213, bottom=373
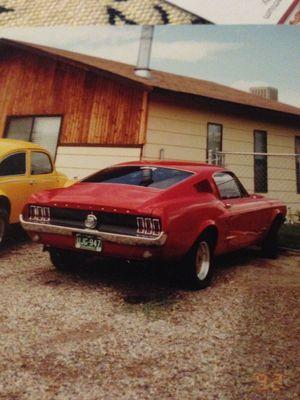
left=34, top=182, right=161, bottom=213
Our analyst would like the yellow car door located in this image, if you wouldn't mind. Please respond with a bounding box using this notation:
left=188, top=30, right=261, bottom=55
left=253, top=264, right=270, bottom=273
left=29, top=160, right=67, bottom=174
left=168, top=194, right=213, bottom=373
left=0, top=150, right=32, bottom=224
left=28, top=150, right=65, bottom=193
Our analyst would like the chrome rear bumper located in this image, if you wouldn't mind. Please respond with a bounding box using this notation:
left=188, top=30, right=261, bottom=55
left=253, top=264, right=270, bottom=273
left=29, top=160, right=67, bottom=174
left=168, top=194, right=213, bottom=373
left=20, top=215, right=167, bottom=247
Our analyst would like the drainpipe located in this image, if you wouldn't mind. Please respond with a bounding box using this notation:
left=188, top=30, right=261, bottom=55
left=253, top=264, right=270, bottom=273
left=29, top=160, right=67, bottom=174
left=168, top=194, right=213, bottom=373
left=134, top=25, right=154, bottom=79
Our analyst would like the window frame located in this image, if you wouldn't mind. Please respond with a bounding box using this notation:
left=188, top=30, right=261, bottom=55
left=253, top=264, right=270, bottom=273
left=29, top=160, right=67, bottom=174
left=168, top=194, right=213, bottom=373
left=4, top=115, right=63, bottom=160
left=213, top=171, right=249, bottom=200
left=206, top=122, right=223, bottom=160
left=254, top=130, right=268, bottom=193
left=30, top=151, right=54, bottom=176
left=0, top=151, right=27, bottom=178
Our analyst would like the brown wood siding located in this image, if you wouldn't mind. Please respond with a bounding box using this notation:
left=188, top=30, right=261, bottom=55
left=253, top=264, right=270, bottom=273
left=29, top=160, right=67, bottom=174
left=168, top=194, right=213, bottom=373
left=0, top=47, right=146, bottom=145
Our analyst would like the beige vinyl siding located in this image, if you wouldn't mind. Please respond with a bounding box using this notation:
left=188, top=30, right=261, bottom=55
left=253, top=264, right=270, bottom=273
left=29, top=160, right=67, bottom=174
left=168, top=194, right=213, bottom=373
left=143, top=98, right=207, bottom=162
left=55, top=146, right=141, bottom=179
left=143, top=93, right=300, bottom=213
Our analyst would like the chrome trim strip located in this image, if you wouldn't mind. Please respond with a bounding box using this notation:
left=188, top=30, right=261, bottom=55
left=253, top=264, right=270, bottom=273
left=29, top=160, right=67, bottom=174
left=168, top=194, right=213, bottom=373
left=20, top=215, right=167, bottom=247
left=226, top=235, right=237, bottom=240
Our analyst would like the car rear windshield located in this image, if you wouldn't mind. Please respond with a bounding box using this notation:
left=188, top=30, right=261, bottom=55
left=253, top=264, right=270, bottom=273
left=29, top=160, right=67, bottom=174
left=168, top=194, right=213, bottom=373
left=83, top=166, right=193, bottom=189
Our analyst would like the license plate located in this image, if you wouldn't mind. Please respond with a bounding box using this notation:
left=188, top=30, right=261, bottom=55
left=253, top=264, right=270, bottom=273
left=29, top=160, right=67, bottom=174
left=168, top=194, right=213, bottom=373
left=75, top=234, right=102, bottom=252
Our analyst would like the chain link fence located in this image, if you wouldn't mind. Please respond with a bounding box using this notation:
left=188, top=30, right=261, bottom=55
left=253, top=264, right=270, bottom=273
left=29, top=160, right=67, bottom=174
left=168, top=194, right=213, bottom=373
left=208, top=150, right=300, bottom=221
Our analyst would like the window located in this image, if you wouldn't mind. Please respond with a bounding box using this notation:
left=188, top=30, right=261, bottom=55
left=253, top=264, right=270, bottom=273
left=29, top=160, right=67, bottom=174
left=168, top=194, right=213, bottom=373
left=207, top=123, right=223, bottom=159
left=5, top=116, right=62, bottom=158
left=0, top=153, right=26, bottom=177
left=214, top=172, right=245, bottom=199
left=254, top=130, right=268, bottom=193
left=195, top=179, right=213, bottom=193
left=296, top=136, right=300, bottom=194
left=31, top=152, right=53, bottom=175
left=84, top=166, right=193, bottom=189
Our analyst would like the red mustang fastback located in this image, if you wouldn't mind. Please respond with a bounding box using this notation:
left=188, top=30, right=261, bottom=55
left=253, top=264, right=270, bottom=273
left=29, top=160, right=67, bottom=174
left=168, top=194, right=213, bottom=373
left=21, top=161, right=286, bottom=289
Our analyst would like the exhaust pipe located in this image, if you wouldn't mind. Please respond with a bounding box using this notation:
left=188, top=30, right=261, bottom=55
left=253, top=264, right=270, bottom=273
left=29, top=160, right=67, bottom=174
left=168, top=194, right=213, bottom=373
left=134, top=25, right=154, bottom=79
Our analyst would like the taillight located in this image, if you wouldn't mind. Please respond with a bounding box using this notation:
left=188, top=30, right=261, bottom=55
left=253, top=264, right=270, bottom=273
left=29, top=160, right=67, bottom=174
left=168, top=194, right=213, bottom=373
left=136, top=217, right=161, bottom=236
left=29, top=205, right=51, bottom=223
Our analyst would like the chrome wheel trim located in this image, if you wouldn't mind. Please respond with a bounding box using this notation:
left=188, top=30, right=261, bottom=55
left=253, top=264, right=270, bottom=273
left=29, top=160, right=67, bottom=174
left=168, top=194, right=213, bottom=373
left=0, top=218, right=5, bottom=244
left=195, top=241, right=210, bottom=281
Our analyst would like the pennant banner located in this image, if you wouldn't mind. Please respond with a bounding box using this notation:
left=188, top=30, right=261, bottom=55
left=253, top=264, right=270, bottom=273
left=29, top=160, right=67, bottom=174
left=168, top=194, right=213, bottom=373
left=0, top=0, right=209, bottom=27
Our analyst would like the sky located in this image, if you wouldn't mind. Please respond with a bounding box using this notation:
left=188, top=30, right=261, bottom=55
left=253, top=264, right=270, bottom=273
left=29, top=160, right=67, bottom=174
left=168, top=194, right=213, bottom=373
left=0, top=24, right=299, bottom=107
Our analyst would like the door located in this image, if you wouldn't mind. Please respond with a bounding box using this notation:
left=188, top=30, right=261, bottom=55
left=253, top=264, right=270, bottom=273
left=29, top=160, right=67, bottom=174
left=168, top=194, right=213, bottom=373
left=28, top=151, right=61, bottom=194
left=0, top=151, right=32, bottom=223
left=213, top=172, right=270, bottom=250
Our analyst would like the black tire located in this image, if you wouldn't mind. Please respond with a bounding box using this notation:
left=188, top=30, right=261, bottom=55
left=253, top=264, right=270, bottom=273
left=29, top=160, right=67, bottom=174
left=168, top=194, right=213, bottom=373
left=0, top=209, right=9, bottom=250
left=182, top=233, right=215, bottom=290
left=261, top=216, right=284, bottom=259
left=49, top=247, right=87, bottom=272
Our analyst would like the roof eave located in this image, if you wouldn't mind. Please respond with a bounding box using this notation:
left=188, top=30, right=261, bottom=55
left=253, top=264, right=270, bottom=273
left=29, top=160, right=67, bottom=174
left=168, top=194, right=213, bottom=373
left=152, top=87, right=300, bottom=123
left=1, top=38, right=299, bottom=119
left=0, top=38, right=153, bottom=92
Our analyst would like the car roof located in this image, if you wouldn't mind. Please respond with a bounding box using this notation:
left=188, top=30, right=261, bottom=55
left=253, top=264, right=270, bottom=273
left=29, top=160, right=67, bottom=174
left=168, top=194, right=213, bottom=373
left=117, top=160, right=224, bottom=174
left=0, top=139, right=47, bottom=155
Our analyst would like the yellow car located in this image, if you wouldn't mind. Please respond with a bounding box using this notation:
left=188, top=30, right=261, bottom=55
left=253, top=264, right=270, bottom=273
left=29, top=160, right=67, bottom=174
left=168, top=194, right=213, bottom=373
left=0, top=139, right=69, bottom=247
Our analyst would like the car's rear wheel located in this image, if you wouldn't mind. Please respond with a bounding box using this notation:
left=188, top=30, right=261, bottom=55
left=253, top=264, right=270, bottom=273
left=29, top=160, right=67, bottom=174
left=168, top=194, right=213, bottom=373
left=261, top=216, right=284, bottom=259
left=183, top=233, right=215, bottom=290
left=0, top=209, right=9, bottom=250
left=49, top=247, right=87, bottom=272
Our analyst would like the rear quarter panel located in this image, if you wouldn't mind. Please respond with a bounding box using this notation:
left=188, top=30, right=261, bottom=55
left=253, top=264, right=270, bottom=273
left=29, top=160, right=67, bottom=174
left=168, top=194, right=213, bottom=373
left=151, top=185, right=226, bottom=260
left=265, top=199, right=287, bottom=229
left=153, top=182, right=287, bottom=260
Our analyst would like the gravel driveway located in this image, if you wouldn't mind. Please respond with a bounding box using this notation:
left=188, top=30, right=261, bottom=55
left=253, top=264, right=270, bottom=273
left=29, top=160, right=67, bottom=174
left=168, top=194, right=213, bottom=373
left=0, top=237, right=299, bottom=400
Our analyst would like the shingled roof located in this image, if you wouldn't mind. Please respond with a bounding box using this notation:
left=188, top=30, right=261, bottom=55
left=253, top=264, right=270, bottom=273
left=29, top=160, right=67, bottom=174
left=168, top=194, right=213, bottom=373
left=1, top=38, right=300, bottom=118
left=0, top=0, right=208, bottom=27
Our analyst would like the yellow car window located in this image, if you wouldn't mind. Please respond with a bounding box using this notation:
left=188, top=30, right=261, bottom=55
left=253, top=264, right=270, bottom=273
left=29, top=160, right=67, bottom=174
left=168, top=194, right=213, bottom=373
left=0, top=152, right=26, bottom=176
left=31, top=152, right=53, bottom=175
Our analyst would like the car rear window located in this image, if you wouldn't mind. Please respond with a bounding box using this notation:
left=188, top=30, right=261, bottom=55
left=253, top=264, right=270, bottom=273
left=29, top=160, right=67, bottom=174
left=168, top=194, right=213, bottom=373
left=83, top=166, right=193, bottom=189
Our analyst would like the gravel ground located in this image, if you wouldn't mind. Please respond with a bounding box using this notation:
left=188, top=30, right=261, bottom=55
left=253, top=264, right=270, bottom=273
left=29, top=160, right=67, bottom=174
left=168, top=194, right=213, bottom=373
left=0, top=235, right=299, bottom=400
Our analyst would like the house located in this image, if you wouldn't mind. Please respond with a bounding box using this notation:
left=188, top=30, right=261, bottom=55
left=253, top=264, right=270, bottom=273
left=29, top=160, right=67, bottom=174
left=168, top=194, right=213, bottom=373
left=0, top=38, right=299, bottom=213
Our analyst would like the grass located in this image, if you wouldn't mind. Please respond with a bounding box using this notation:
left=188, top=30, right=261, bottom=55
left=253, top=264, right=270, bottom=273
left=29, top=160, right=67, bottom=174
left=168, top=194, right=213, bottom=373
left=278, top=223, right=300, bottom=250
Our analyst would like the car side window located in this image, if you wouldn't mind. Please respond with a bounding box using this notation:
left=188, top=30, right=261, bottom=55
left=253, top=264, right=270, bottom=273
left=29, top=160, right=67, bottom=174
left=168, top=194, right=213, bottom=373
left=195, top=179, right=213, bottom=193
left=214, top=172, right=242, bottom=199
left=0, top=152, right=26, bottom=176
left=31, top=152, right=53, bottom=175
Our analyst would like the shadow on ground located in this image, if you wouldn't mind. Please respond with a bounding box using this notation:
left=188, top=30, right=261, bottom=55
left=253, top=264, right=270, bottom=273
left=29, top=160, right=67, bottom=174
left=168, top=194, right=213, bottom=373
left=1, top=224, right=29, bottom=252
left=2, top=231, right=288, bottom=309
left=49, top=246, right=275, bottom=306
